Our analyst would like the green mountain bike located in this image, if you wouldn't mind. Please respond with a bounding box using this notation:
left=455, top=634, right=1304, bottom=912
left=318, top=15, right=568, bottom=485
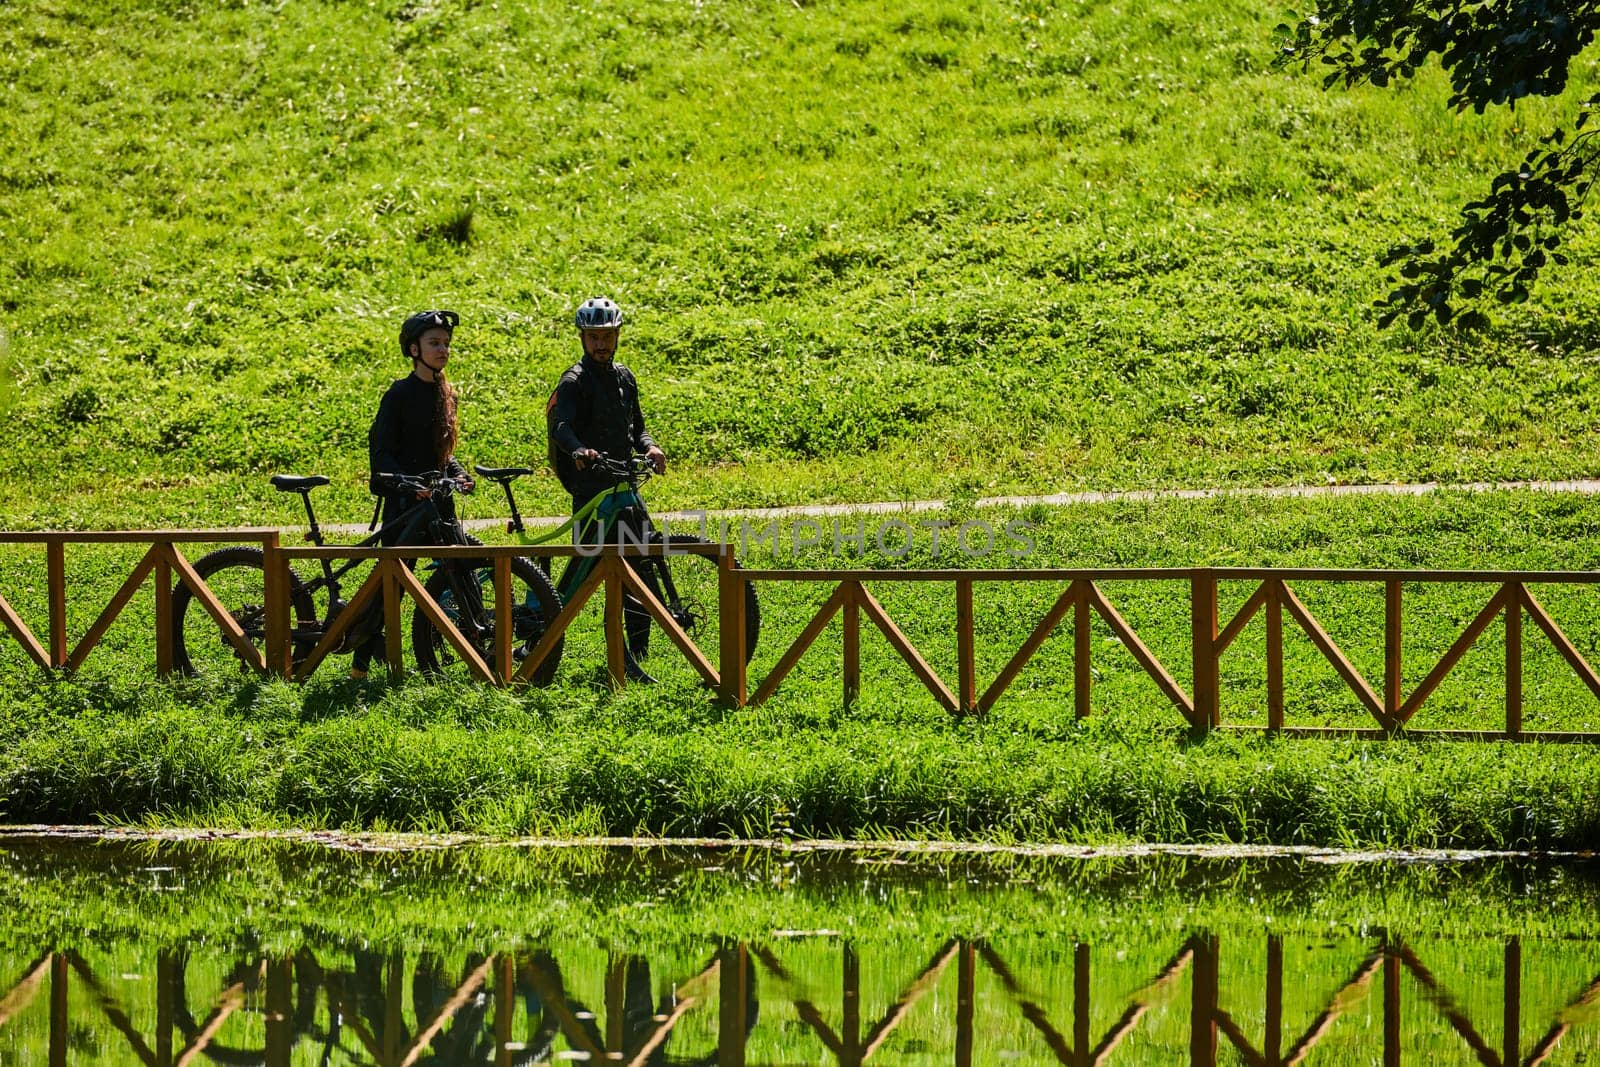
left=475, top=455, right=760, bottom=685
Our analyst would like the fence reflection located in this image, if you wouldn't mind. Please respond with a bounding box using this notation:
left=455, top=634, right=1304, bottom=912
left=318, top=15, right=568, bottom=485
left=3, top=931, right=1598, bottom=1065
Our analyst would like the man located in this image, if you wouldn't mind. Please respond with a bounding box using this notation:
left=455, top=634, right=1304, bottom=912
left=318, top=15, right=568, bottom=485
left=546, top=297, right=666, bottom=520
left=352, top=308, right=474, bottom=679
left=546, top=297, right=666, bottom=668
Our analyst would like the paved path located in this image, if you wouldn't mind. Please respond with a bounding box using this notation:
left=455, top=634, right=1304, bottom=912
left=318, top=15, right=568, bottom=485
left=314, top=478, right=1600, bottom=536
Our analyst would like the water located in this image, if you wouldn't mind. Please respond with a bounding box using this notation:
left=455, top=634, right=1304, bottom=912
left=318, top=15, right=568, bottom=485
left=1, top=835, right=1598, bottom=1065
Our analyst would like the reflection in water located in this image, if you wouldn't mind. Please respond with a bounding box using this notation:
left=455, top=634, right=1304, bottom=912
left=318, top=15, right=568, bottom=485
left=0, top=841, right=1597, bottom=1064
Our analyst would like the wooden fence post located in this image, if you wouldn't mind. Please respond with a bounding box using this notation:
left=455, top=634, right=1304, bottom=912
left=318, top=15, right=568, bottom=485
left=842, top=583, right=860, bottom=705
left=493, top=556, right=512, bottom=684
left=265, top=954, right=292, bottom=1067
left=957, top=578, right=976, bottom=716
left=718, top=943, right=748, bottom=1067
left=1191, top=569, right=1219, bottom=733
left=1074, top=580, right=1092, bottom=720
left=842, top=941, right=861, bottom=1067
left=1385, top=579, right=1403, bottom=722
left=46, top=541, right=66, bottom=669
left=956, top=941, right=975, bottom=1067
left=1266, top=580, right=1283, bottom=732
left=1506, top=582, right=1523, bottom=740
left=1504, top=936, right=1521, bottom=1067
left=604, top=556, right=626, bottom=689
left=383, top=560, right=405, bottom=678
left=1073, top=943, right=1090, bottom=1067
left=49, top=952, right=67, bottom=1067
left=496, top=953, right=514, bottom=1067
left=1383, top=936, right=1400, bottom=1067
left=154, top=544, right=174, bottom=677
left=1190, top=934, right=1218, bottom=1067
left=1266, top=933, right=1283, bottom=1067
left=606, top=952, right=627, bottom=1056
left=262, top=533, right=290, bottom=679
left=718, top=547, right=747, bottom=707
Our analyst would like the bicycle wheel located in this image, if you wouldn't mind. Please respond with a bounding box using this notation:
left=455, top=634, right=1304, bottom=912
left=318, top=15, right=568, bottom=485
left=623, top=534, right=759, bottom=685
left=411, top=556, right=564, bottom=684
left=170, top=546, right=317, bottom=677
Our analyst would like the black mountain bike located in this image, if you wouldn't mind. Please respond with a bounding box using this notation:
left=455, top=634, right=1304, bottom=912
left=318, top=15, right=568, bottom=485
left=170, top=472, right=563, bottom=682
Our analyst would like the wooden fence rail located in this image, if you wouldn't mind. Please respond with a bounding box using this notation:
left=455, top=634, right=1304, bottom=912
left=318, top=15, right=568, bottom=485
left=5, top=532, right=1600, bottom=739
left=0, top=534, right=733, bottom=696
left=267, top=541, right=731, bottom=694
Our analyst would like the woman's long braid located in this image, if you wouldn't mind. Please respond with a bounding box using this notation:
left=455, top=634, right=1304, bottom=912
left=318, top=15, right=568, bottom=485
left=434, top=369, right=459, bottom=468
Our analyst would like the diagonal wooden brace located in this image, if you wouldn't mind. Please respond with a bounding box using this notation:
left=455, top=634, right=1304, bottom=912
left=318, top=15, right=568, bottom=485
left=617, top=558, right=719, bottom=687
left=393, top=562, right=494, bottom=683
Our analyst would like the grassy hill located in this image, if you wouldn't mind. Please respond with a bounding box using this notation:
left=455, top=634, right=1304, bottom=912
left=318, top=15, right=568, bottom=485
left=5, top=0, right=1600, bottom=530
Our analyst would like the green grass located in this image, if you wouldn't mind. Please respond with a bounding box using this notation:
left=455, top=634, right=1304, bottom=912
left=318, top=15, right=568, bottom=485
left=5, top=0, right=1600, bottom=528
left=5, top=837, right=1598, bottom=950
left=4, top=677, right=1596, bottom=847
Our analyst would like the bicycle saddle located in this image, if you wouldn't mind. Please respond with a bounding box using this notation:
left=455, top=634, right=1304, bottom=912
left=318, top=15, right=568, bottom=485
left=473, top=465, right=535, bottom=482
left=270, top=474, right=331, bottom=493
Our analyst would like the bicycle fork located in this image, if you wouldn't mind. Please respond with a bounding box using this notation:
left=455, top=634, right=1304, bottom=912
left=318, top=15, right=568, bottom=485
left=430, top=560, right=492, bottom=642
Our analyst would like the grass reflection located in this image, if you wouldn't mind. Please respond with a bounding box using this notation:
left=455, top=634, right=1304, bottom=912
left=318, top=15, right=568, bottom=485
left=1, top=840, right=1598, bottom=1064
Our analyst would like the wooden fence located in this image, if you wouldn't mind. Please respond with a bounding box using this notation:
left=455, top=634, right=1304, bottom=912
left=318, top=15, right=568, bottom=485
left=264, top=541, right=737, bottom=692
left=0, top=530, right=282, bottom=675
left=4, top=530, right=1600, bottom=739
left=743, top=567, right=1600, bottom=741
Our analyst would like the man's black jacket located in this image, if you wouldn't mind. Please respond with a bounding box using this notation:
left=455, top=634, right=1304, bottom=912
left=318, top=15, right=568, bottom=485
left=546, top=356, right=657, bottom=505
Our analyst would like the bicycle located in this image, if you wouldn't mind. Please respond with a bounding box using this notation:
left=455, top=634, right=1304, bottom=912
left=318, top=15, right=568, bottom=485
left=170, top=471, right=563, bottom=683
left=476, top=455, right=760, bottom=685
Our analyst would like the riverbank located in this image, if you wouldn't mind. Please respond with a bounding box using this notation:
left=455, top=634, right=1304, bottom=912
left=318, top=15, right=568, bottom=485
left=3, top=672, right=1597, bottom=850
left=3, top=825, right=1568, bottom=863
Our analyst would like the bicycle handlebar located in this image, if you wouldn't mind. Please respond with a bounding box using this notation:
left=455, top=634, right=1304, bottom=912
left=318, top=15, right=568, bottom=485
left=373, top=470, right=472, bottom=496
left=591, top=455, right=655, bottom=484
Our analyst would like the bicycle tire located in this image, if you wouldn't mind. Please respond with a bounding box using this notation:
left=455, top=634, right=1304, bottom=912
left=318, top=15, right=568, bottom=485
left=170, top=546, right=317, bottom=677
left=411, top=555, right=564, bottom=684
left=623, top=533, right=759, bottom=685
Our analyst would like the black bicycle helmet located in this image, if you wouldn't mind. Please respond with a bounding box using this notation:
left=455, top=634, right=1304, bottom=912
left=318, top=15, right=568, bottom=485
left=574, top=297, right=623, bottom=329
left=398, top=309, right=459, bottom=358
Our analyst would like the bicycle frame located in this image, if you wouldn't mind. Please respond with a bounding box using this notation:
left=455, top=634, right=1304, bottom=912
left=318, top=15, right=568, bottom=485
left=485, top=459, right=667, bottom=600
left=282, top=485, right=457, bottom=606
left=560, top=485, right=657, bottom=595
left=274, top=477, right=482, bottom=651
